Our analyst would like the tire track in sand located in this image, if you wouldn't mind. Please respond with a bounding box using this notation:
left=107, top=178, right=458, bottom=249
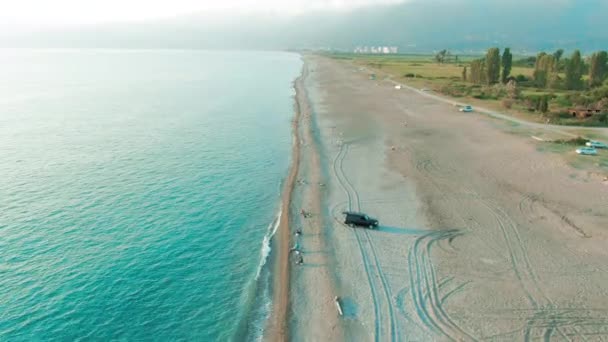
left=412, top=150, right=583, bottom=341
left=407, top=153, right=477, bottom=341
left=407, top=229, right=476, bottom=341
left=332, top=142, right=398, bottom=342
left=333, top=143, right=381, bottom=341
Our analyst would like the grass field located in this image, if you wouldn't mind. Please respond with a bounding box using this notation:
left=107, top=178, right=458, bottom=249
left=326, top=53, right=607, bottom=128
left=327, top=53, right=534, bottom=78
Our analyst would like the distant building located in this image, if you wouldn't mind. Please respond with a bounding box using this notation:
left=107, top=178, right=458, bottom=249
left=354, top=46, right=399, bottom=54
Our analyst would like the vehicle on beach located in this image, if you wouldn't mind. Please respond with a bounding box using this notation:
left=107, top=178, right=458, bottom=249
left=343, top=211, right=379, bottom=228
left=576, top=147, right=598, bottom=155
left=460, top=105, right=474, bottom=112
left=586, top=140, right=608, bottom=149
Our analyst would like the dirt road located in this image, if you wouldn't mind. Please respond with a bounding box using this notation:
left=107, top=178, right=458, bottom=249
left=297, top=55, right=608, bottom=341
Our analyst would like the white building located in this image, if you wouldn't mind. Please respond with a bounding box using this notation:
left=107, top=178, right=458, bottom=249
left=354, top=46, right=399, bottom=54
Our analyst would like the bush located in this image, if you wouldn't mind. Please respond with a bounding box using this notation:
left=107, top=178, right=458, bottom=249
left=404, top=73, right=415, bottom=78
left=515, top=74, right=529, bottom=82
left=551, top=111, right=575, bottom=119
left=553, top=137, right=589, bottom=145
left=502, top=99, right=514, bottom=109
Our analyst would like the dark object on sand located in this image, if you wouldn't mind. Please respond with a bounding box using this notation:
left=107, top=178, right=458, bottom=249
left=296, top=255, right=304, bottom=265
left=342, top=211, right=379, bottom=229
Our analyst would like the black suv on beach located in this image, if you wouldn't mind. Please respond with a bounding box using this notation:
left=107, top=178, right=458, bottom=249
left=343, top=212, right=379, bottom=228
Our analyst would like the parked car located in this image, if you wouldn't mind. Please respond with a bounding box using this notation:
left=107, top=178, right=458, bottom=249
left=576, top=147, right=598, bottom=155
left=586, top=140, right=608, bottom=149
left=460, top=105, right=473, bottom=112
left=343, top=211, right=379, bottom=228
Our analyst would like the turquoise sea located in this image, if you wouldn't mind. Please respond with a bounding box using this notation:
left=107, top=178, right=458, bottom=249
left=0, top=49, right=302, bottom=340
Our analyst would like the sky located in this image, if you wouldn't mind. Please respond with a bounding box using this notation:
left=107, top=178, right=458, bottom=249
left=0, top=0, right=408, bottom=31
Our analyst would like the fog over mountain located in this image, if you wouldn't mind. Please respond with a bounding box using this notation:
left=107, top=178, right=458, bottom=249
left=2, top=0, right=607, bottom=53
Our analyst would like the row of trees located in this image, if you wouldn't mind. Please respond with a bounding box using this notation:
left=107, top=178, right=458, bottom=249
left=533, top=50, right=583, bottom=89
left=464, top=48, right=513, bottom=85
left=533, top=50, right=608, bottom=90
left=464, top=48, right=608, bottom=91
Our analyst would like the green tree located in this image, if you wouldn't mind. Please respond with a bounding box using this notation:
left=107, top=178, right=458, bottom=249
left=469, top=59, right=486, bottom=84
left=485, top=47, right=501, bottom=85
left=501, top=48, right=513, bottom=84
left=565, top=50, right=584, bottom=90
left=553, top=49, right=564, bottom=62
left=534, top=52, right=548, bottom=87
left=462, top=66, right=467, bottom=81
left=588, top=51, right=608, bottom=87
left=435, top=49, right=447, bottom=64
left=540, top=96, right=549, bottom=113
left=533, top=53, right=557, bottom=88
left=553, top=49, right=565, bottom=71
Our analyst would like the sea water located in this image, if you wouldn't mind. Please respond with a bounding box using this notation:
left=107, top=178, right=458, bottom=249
left=0, top=49, right=302, bottom=340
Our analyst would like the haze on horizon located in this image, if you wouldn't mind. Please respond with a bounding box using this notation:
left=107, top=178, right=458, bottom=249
left=1, top=0, right=607, bottom=53
left=1, top=0, right=408, bottom=30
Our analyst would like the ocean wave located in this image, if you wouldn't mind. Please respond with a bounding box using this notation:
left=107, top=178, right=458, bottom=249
left=232, top=209, right=282, bottom=341
left=255, top=209, right=281, bottom=280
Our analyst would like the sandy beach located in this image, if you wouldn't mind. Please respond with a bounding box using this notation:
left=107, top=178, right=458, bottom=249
left=274, top=54, right=608, bottom=341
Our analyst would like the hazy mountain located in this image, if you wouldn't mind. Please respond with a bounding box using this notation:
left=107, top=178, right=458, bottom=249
left=2, top=0, right=607, bottom=53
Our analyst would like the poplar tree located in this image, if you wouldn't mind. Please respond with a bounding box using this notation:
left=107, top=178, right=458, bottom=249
left=469, top=59, right=486, bottom=84
left=565, top=50, right=584, bottom=90
left=534, top=52, right=547, bottom=87
left=589, top=51, right=608, bottom=87
left=485, top=48, right=501, bottom=85
left=501, top=48, right=513, bottom=84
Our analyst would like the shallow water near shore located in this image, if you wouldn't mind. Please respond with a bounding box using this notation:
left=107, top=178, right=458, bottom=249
left=0, top=49, right=301, bottom=340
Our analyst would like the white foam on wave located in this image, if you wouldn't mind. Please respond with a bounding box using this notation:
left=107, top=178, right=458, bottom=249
left=244, top=209, right=282, bottom=342
left=255, top=209, right=281, bottom=280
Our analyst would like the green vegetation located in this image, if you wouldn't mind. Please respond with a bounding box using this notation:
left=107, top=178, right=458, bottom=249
left=327, top=47, right=608, bottom=127
left=552, top=137, right=589, bottom=145
left=485, top=48, right=501, bottom=85
left=589, top=51, right=608, bottom=87
left=501, top=48, right=513, bottom=84
left=565, top=50, right=584, bottom=90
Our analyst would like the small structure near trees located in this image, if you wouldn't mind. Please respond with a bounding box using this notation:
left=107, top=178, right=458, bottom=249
left=568, top=107, right=604, bottom=118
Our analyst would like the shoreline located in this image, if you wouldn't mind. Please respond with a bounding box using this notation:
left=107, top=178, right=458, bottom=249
left=266, top=66, right=305, bottom=341
left=266, top=56, right=342, bottom=341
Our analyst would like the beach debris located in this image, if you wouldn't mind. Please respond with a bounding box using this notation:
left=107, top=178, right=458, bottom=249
left=334, top=296, right=343, bottom=316
left=403, top=121, right=408, bottom=127
left=394, top=85, right=402, bottom=90
left=301, top=209, right=311, bottom=218
left=391, top=146, right=396, bottom=151
left=319, top=182, right=325, bottom=187
left=290, top=242, right=300, bottom=252
left=295, top=229, right=302, bottom=236
left=296, top=255, right=304, bottom=265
